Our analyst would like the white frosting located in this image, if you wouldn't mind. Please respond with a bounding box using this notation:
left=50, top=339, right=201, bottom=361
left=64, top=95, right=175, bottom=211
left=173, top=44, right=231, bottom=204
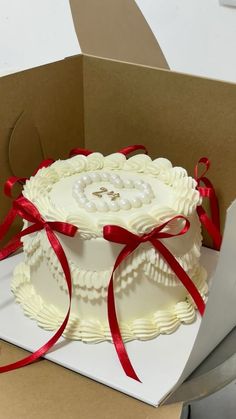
left=11, top=262, right=207, bottom=342
left=72, top=172, right=155, bottom=212
left=11, top=152, right=208, bottom=343
left=22, top=153, right=201, bottom=237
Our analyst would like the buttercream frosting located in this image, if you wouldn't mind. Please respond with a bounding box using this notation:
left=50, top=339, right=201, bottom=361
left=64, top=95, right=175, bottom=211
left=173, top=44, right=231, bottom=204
left=11, top=152, right=208, bottom=342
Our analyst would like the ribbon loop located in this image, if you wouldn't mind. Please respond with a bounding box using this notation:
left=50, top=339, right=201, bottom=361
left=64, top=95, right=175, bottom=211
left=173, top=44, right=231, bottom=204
left=104, top=216, right=206, bottom=382
left=13, top=196, right=45, bottom=226
left=117, top=145, right=148, bottom=156
left=4, top=176, right=27, bottom=199
left=194, top=157, right=210, bottom=182
left=194, top=157, right=222, bottom=250
left=0, top=159, right=54, bottom=245
left=103, top=225, right=140, bottom=246
left=69, top=148, right=92, bottom=157
left=69, top=144, right=148, bottom=158
left=4, top=159, right=54, bottom=200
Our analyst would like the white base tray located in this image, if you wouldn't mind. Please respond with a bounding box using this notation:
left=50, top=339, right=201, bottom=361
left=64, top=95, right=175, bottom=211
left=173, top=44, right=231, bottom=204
left=0, top=248, right=217, bottom=406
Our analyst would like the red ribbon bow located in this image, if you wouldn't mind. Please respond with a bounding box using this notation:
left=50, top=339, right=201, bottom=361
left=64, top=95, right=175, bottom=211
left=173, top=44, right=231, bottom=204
left=0, top=196, right=77, bottom=373
left=0, top=159, right=54, bottom=244
left=69, top=144, right=148, bottom=157
left=195, top=157, right=222, bottom=250
left=103, top=216, right=206, bottom=382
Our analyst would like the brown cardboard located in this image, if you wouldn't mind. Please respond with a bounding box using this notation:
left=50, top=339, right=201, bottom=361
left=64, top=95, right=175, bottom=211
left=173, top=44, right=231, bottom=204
left=0, top=340, right=183, bottom=419
left=69, top=0, right=169, bottom=69
left=82, top=55, right=236, bottom=245
left=0, top=56, right=84, bottom=239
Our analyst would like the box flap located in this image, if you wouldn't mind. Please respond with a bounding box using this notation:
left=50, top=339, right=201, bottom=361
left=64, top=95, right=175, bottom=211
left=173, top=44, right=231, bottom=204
left=69, top=0, right=169, bottom=68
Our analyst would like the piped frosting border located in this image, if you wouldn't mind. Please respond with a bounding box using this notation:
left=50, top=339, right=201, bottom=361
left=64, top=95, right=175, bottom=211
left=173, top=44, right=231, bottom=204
left=22, top=153, right=201, bottom=238
left=11, top=262, right=208, bottom=343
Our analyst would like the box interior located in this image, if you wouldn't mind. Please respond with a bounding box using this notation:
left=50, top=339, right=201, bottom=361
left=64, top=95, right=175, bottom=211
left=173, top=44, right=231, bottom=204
left=0, top=55, right=84, bottom=238
left=0, top=50, right=236, bottom=416
left=82, top=54, right=236, bottom=245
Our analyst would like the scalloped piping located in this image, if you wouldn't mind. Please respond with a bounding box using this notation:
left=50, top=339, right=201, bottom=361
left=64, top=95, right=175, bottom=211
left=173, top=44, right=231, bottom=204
left=22, top=153, right=202, bottom=238
left=22, top=225, right=203, bottom=302
left=11, top=262, right=208, bottom=343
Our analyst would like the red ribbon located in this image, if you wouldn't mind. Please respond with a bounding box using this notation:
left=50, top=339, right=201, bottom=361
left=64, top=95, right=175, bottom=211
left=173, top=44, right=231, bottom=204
left=103, top=216, right=206, bottom=382
left=69, top=144, right=148, bottom=158
left=195, top=157, right=222, bottom=250
left=0, top=159, right=54, bottom=244
left=0, top=196, right=77, bottom=373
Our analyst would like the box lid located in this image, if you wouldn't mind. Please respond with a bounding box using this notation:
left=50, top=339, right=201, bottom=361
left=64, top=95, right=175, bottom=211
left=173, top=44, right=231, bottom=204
left=69, top=0, right=169, bottom=68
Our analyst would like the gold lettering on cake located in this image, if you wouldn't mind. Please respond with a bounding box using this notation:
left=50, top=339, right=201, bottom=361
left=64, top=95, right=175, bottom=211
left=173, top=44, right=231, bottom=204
left=107, top=191, right=120, bottom=201
left=92, top=187, right=120, bottom=200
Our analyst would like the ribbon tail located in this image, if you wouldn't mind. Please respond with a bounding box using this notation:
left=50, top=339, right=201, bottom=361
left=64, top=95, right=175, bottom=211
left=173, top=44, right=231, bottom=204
left=209, top=192, right=221, bottom=234
left=151, top=239, right=205, bottom=316
left=0, top=208, right=17, bottom=242
left=0, top=238, right=23, bottom=261
left=0, top=310, right=70, bottom=373
left=197, top=206, right=222, bottom=251
left=0, top=223, right=44, bottom=261
left=107, top=244, right=141, bottom=382
left=0, top=229, right=72, bottom=373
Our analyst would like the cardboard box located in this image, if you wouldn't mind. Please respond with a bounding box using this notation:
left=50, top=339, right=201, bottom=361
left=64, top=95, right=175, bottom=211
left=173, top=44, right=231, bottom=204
left=0, top=1, right=236, bottom=417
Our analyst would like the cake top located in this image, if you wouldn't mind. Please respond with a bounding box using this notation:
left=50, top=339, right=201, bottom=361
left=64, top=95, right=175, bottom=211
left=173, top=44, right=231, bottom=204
left=22, top=152, right=201, bottom=238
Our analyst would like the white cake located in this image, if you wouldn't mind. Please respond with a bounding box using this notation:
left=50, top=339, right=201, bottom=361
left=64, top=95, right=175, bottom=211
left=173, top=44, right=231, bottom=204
left=11, top=152, right=208, bottom=342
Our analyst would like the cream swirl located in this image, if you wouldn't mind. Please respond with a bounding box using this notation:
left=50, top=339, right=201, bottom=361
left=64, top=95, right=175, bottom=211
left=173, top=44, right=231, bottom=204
left=22, top=151, right=202, bottom=241
left=69, top=155, right=88, bottom=173
left=87, top=152, right=104, bottom=170
left=104, top=153, right=126, bottom=169
left=146, top=157, right=173, bottom=176
left=123, top=154, right=152, bottom=172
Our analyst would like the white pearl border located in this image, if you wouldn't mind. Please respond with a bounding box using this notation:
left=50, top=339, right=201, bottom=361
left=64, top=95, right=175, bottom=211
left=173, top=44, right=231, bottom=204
left=72, top=172, right=155, bottom=213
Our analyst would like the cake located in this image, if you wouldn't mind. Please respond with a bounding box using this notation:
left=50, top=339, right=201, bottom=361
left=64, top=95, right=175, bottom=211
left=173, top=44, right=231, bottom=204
left=11, top=152, right=208, bottom=343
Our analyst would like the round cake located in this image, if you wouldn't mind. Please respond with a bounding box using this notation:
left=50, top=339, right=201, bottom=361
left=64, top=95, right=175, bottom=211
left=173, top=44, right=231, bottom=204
left=11, top=152, right=208, bottom=342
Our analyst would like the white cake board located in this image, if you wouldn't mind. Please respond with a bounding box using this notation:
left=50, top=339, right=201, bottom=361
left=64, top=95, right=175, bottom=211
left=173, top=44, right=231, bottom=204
left=0, top=201, right=236, bottom=406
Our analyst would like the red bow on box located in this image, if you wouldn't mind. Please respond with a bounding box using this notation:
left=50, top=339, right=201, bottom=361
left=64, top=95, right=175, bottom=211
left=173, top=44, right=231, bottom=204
left=195, top=157, right=222, bottom=250
left=103, top=217, right=206, bottom=382
left=0, top=196, right=77, bottom=373
left=0, top=159, right=54, bottom=243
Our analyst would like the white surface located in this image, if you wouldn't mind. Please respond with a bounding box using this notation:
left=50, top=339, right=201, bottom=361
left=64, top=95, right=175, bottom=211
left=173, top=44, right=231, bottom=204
left=0, top=248, right=216, bottom=406
left=179, top=199, right=236, bottom=383
left=0, top=1, right=236, bottom=83
left=0, top=0, right=80, bottom=75
left=136, top=0, right=236, bottom=83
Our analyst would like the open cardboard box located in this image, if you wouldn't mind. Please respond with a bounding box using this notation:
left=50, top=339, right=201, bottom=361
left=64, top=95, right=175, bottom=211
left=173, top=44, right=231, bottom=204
left=1, top=1, right=236, bottom=418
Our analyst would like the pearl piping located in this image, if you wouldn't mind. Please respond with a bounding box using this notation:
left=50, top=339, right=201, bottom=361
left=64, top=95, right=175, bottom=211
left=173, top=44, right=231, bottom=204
left=72, top=172, right=155, bottom=212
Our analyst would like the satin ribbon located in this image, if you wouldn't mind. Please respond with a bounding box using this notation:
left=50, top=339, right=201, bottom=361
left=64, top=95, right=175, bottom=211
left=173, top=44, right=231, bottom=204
left=0, top=159, right=54, bottom=243
left=69, top=144, right=148, bottom=157
left=195, top=157, right=222, bottom=250
left=103, top=216, right=206, bottom=381
left=0, top=196, right=77, bottom=373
